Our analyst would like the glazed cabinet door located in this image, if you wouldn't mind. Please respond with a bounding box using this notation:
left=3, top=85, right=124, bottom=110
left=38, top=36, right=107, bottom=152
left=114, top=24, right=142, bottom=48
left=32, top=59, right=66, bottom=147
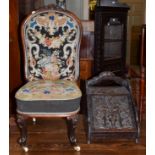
left=94, top=7, right=129, bottom=76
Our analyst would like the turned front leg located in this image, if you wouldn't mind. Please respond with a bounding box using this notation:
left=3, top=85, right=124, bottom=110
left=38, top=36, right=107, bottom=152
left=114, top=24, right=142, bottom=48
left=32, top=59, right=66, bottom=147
left=16, top=115, right=29, bottom=152
left=66, top=115, right=80, bottom=151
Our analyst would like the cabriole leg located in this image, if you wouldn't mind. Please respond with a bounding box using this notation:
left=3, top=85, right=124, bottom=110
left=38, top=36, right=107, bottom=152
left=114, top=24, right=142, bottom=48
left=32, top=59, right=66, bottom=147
left=16, top=115, right=29, bottom=152
left=66, top=115, right=80, bottom=151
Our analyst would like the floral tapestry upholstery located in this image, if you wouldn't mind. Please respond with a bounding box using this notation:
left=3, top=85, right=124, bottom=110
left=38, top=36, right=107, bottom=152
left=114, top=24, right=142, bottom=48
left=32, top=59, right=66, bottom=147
left=23, top=10, right=81, bottom=81
left=15, top=80, right=82, bottom=101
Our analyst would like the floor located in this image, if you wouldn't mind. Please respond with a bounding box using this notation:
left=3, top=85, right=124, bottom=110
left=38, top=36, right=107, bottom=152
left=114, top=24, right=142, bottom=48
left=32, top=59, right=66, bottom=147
left=10, top=114, right=146, bottom=155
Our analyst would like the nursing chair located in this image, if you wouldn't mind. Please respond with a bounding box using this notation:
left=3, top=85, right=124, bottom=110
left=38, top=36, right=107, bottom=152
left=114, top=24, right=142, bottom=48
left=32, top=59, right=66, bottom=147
left=15, top=5, right=82, bottom=152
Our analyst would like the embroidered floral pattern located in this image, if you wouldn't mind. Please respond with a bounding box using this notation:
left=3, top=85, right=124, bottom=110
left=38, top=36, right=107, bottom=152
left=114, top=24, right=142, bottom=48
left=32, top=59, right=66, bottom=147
left=24, top=11, right=81, bottom=81
left=15, top=80, right=82, bottom=101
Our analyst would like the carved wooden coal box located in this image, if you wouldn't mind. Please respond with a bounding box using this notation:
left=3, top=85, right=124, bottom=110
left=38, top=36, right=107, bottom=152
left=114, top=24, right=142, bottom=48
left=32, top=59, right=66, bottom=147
left=86, top=72, right=140, bottom=143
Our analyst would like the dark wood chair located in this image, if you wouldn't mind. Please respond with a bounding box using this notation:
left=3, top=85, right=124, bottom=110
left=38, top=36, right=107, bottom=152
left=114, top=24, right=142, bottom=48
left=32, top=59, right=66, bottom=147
left=15, top=5, right=82, bottom=152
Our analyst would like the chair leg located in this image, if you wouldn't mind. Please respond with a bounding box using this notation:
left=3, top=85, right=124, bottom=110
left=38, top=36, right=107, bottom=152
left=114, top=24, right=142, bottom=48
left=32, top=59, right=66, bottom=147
left=66, top=115, right=80, bottom=151
left=16, top=115, right=29, bottom=152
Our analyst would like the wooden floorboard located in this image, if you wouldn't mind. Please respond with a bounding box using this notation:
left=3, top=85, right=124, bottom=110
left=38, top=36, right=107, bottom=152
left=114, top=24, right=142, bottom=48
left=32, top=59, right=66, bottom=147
left=10, top=114, right=145, bottom=155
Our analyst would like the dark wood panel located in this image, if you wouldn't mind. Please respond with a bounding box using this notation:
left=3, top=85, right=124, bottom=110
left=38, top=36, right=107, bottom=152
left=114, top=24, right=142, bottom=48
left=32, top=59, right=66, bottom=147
left=80, top=21, right=94, bottom=59
left=9, top=0, right=23, bottom=114
left=130, top=26, right=141, bottom=65
left=79, top=21, right=94, bottom=114
left=129, top=25, right=146, bottom=122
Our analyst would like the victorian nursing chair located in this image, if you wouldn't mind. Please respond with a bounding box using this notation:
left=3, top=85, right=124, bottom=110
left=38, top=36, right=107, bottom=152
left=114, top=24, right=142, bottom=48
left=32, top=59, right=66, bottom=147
left=15, top=5, right=82, bottom=152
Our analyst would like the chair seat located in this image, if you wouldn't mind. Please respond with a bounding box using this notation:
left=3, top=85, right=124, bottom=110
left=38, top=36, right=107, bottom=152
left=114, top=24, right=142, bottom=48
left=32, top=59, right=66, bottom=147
left=15, top=80, right=81, bottom=115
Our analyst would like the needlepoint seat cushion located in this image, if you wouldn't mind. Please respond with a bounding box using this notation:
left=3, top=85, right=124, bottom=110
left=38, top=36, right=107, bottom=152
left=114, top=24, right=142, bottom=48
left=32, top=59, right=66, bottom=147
left=15, top=80, right=82, bottom=115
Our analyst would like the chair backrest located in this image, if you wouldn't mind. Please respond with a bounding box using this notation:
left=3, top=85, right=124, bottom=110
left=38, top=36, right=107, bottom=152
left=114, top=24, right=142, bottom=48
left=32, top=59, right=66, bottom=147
left=21, top=5, right=82, bottom=81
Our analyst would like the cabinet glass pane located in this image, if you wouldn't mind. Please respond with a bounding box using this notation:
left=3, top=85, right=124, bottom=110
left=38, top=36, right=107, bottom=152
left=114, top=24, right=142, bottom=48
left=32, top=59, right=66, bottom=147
left=104, top=42, right=122, bottom=59
left=104, top=18, right=123, bottom=40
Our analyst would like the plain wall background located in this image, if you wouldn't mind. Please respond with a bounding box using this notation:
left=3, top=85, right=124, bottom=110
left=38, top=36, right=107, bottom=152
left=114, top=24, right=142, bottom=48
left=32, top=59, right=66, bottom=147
left=44, top=0, right=89, bottom=20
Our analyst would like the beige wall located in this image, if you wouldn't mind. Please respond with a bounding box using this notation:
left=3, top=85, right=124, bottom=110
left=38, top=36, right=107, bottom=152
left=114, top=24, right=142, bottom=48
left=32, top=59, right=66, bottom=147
left=44, top=0, right=89, bottom=20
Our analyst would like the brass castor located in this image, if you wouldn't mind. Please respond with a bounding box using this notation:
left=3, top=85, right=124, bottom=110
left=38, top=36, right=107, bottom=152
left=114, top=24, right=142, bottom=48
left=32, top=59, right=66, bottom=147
left=22, top=146, right=29, bottom=152
left=74, top=145, right=81, bottom=151
left=32, top=118, right=36, bottom=124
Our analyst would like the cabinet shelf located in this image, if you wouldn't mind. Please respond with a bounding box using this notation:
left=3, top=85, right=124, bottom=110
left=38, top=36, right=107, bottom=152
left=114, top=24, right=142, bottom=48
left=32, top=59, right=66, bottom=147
left=103, top=56, right=121, bottom=61
left=103, top=39, right=123, bottom=42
